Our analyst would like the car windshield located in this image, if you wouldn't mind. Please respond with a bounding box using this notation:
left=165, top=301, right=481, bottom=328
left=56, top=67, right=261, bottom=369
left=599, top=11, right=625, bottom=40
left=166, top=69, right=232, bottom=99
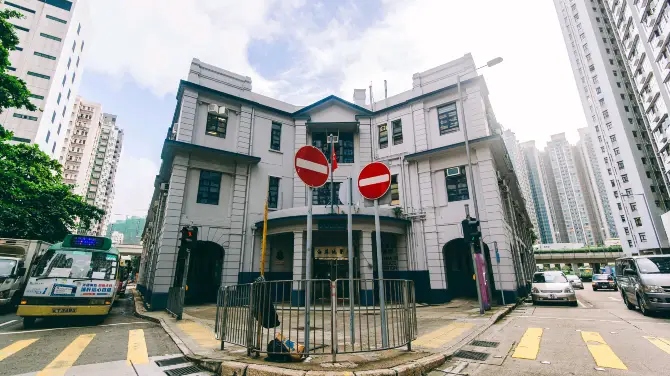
left=31, top=249, right=118, bottom=280
left=534, top=273, right=567, bottom=283
left=593, top=274, right=609, bottom=280
left=0, top=259, right=17, bottom=277
left=566, top=275, right=579, bottom=280
left=636, top=257, right=670, bottom=274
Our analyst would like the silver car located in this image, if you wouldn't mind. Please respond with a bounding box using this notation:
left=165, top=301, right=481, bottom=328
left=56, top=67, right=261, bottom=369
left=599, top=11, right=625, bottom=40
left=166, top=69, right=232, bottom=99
left=566, top=274, right=584, bottom=289
left=531, top=271, right=578, bottom=306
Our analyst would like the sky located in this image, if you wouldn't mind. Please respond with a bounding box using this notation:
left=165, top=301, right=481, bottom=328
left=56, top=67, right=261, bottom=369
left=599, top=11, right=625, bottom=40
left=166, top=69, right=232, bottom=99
left=77, top=0, right=589, bottom=221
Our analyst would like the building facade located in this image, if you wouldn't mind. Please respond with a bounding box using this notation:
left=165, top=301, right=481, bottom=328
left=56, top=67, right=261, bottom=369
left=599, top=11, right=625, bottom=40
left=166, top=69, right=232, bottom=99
left=519, top=141, right=558, bottom=244
left=503, top=130, right=540, bottom=243
left=137, top=55, right=537, bottom=309
left=0, top=0, right=87, bottom=159
left=553, top=0, right=670, bottom=254
left=59, top=97, right=102, bottom=196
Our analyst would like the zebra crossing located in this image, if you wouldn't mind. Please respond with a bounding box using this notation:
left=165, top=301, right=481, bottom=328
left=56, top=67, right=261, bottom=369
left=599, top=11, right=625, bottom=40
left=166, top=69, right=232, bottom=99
left=0, top=328, right=212, bottom=376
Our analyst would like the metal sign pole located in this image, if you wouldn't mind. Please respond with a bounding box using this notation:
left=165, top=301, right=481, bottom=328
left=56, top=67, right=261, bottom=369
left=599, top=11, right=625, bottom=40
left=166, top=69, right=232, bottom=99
left=494, top=241, right=505, bottom=305
left=347, top=176, right=355, bottom=346
left=373, top=199, right=388, bottom=347
left=304, top=186, right=313, bottom=355
left=470, top=242, right=484, bottom=314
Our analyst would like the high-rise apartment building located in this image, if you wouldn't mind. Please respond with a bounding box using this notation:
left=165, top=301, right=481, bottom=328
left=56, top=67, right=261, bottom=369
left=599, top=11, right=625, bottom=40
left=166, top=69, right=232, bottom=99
left=59, top=97, right=102, bottom=196
left=553, top=0, right=669, bottom=254
left=541, top=150, right=570, bottom=243
left=576, top=127, right=619, bottom=240
left=0, top=0, right=87, bottom=159
left=520, top=141, right=558, bottom=244
left=546, top=133, right=598, bottom=246
left=87, top=114, right=122, bottom=236
left=503, top=130, right=540, bottom=242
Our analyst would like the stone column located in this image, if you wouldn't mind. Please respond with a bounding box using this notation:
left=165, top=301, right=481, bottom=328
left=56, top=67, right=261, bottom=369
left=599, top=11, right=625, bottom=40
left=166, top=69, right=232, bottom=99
left=359, top=231, right=374, bottom=305
left=291, top=231, right=305, bottom=306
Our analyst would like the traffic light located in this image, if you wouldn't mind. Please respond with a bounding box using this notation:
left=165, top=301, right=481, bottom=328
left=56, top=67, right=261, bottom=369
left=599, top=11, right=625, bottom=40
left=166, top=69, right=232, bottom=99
left=461, top=218, right=481, bottom=245
left=180, top=226, right=198, bottom=251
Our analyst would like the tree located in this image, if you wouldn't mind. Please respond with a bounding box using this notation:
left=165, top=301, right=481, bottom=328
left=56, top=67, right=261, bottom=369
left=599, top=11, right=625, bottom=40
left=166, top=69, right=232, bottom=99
left=0, top=10, right=104, bottom=242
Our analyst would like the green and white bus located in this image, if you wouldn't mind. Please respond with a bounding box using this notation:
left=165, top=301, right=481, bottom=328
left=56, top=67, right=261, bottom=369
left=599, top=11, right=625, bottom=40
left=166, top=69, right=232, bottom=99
left=17, top=235, right=120, bottom=328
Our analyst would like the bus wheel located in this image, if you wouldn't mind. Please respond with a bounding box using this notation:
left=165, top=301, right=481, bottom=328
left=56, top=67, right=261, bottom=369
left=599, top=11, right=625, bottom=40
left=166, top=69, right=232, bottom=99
left=23, top=317, right=36, bottom=329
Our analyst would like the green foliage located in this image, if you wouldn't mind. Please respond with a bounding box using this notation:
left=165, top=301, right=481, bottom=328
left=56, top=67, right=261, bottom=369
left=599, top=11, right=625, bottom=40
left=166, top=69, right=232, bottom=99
left=0, top=10, right=103, bottom=243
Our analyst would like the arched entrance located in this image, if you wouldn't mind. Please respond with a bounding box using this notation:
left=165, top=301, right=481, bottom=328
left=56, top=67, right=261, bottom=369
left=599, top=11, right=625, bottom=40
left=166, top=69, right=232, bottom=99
left=443, top=238, right=477, bottom=298
left=185, top=241, right=224, bottom=304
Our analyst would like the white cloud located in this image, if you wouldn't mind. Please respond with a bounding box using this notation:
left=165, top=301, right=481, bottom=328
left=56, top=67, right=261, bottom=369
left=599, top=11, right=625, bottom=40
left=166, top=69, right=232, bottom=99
left=108, top=156, right=158, bottom=222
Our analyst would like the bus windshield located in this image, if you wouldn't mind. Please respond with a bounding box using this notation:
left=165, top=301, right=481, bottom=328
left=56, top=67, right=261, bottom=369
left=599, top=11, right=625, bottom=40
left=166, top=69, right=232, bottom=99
left=31, top=249, right=118, bottom=280
left=0, top=259, right=17, bottom=277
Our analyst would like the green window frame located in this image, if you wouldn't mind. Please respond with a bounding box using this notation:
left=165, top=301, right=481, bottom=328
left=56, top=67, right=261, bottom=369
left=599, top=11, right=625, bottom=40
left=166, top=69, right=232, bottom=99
left=390, top=174, right=400, bottom=205
left=5, top=2, right=35, bottom=13
left=11, top=24, right=29, bottom=32
left=40, top=32, right=62, bottom=42
left=38, top=0, right=73, bottom=12
left=27, top=71, right=50, bottom=80
left=205, top=113, right=227, bottom=138
left=268, top=176, right=280, bottom=209
left=34, top=51, right=57, bottom=60
left=46, top=15, right=67, bottom=24
left=378, top=124, right=388, bottom=149
left=437, top=102, right=459, bottom=135
left=312, top=182, right=342, bottom=205
left=392, top=119, right=403, bottom=145
left=7, top=67, right=16, bottom=71
left=270, top=122, right=281, bottom=151
left=13, top=113, right=38, bottom=121
left=445, top=166, right=469, bottom=202
left=312, top=132, right=354, bottom=163
left=30, top=94, right=44, bottom=100
left=196, top=170, right=222, bottom=205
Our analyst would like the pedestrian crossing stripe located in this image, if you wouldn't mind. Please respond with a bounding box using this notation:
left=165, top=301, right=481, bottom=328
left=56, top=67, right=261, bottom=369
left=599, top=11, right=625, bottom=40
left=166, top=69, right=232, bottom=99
left=581, top=331, right=627, bottom=370
left=38, top=333, right=96, bottom=376
left=645, top=336, right=670, bottom=356
left=512, top=328, right=543, bottom=360
left=0, top=338, right=38, bottom=361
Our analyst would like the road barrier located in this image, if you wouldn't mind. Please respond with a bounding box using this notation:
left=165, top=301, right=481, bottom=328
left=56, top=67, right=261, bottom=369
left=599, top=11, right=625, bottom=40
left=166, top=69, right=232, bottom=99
left=215, top=279, right=416, bottom=361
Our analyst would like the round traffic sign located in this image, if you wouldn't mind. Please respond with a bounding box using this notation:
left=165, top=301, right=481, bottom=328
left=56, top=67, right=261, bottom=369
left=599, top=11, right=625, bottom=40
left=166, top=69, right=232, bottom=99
left=358, top=162, right=391, bottom=200
left=295, top=146, right=329, bottom=188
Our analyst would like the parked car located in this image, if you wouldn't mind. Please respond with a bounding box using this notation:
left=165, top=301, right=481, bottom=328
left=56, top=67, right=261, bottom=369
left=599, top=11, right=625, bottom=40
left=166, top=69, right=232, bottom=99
left=531, top=271, right=578, bottom=306
left=592, top=274, right=617, bottom=291
left=566, top=274, right=584, bottom=289
left=616, top=255, right=670, bottom=316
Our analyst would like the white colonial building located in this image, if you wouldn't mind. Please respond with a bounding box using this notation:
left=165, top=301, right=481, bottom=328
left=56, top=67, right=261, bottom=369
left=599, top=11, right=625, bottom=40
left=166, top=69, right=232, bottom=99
left=138, top=55, right=536, bottom=309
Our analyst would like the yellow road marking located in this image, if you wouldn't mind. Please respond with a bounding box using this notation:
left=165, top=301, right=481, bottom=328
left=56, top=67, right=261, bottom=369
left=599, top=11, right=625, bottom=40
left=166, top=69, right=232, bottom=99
left=127, top=329, right=149, bottom=365
left=177, top=321, right=219, bottom=349
left=644, top=336, right=670, bottom=355
left=581, top=331, right=627, bottom=370
left=512, top=328, right=543, bottom=360
left=412, top=322, right=474, bottom=348
left=0, top=338, right=38, bottom=361
left=38, top=333, right=95, bottom=376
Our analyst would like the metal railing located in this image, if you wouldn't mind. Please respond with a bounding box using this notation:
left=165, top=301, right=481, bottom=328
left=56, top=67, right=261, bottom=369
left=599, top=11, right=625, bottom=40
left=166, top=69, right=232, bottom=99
left=166, top=286, right=185, bottom=320
left=215, top=279, right=416, bottom=361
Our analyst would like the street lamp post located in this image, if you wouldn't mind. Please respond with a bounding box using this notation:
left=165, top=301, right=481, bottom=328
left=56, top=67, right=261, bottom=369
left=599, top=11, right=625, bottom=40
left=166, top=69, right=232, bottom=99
left=621, top=193, right=662, bottom=254
left=458, top=57, right=503, bottom=314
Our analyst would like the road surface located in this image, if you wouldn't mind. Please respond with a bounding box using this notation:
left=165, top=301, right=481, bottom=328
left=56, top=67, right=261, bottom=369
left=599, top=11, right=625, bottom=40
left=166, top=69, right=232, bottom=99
left=433, top=284, right=670, bottom=375
left=0, top=290, right=211, bottom=375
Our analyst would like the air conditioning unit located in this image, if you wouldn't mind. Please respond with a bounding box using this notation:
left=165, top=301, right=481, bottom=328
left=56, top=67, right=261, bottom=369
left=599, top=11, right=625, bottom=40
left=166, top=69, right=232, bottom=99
left=160, top=183, right=169, bottom=191
left=446, top=167, right=461, bottom=177
left=207, top=104, right=219, bottom=114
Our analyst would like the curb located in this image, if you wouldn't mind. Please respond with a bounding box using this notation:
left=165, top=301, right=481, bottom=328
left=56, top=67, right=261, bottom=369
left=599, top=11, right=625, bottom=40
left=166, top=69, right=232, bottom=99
left=131, top=288, right=519, bottom=376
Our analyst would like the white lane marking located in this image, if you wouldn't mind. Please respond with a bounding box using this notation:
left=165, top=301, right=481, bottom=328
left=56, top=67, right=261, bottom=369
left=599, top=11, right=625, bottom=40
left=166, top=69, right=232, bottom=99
left=0, top=320, right=17, bottom=327
left=296, top=158, right=328, bottom=174
left=0, top=321, right=152, bottom=335
left=577, top=300, right=587, bottom=308
left=359, top=174, right=390, bottom=187
left=608, top=297, right=622, bottom=302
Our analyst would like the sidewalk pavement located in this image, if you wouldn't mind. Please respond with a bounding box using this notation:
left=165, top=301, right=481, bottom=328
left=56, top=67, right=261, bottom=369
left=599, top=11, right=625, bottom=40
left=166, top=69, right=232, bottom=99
left=131, top=288, right=517, bottom=376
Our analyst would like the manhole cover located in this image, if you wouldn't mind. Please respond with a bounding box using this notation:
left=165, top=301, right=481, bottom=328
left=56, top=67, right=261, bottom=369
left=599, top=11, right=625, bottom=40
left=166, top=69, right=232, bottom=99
left=454, top=350, right=489, bottom=361
left=164, top=365, right=203, bottom=376
left=155, top=356, right=189, bottom=367
left=470, top=340, right=500, bottom=348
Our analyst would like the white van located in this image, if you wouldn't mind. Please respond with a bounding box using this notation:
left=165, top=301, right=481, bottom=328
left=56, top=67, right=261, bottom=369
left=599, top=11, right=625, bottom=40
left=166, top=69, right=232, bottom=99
left=0, top=239, right=51, bottom=308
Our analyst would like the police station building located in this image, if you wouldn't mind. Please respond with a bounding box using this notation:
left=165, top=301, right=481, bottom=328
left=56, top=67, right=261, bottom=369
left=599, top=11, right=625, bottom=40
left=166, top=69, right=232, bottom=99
left=137, top=54, right=537, bottom=310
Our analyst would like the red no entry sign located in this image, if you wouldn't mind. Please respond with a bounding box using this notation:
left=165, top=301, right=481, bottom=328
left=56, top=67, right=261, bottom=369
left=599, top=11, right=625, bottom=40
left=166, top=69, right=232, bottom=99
left=358, top=162, right=391, bottom=200
left=295, top=146, right=329, bottom=188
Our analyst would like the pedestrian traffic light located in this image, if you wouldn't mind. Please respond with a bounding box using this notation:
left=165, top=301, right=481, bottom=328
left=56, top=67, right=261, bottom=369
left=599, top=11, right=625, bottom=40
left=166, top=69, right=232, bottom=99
left=180, top=226, right=198, bottom=251
left=461, top=218, right=481, bottom=245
